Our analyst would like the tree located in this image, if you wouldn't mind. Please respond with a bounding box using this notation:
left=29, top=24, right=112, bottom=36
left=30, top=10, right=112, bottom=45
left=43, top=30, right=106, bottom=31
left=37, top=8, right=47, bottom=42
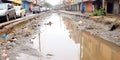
left=43, top=2, right=52, bottom=8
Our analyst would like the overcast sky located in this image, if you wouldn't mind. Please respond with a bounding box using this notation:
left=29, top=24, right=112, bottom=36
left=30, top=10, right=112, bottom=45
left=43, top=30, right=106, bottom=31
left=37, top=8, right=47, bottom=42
left=46, top=0, right=63, bottom=5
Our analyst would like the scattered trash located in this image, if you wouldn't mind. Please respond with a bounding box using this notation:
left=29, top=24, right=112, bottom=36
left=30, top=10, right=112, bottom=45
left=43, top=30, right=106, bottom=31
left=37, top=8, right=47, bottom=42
left=46, top=53, right=54, bottom=56
left=38, top=24, right=40, bottom=26
left=1, top=50, right=9, bottom=60
left=6, top=58, right=9, bottom=60
left=110, top=24, right=119, bottom=31
left=8, top=37, right=17, bottom=42
left=2, top=34, right=9, bottom=39
left=78, top=21, right=83, bottom=26
left=5, top=43, right=14, bottom=50
left=86, top=25, right=100, bottom=29
left=44, top=21, right=52, bottom=25
left=24, top=33, right=30, bottom=37
left=1, top=53, right=8, bottom=58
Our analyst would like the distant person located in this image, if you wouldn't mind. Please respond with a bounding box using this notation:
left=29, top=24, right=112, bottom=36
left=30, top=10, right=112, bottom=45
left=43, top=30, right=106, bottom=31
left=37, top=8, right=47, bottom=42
left=29, top=8, right=32, bottom=13
left=81, top=5, right=85, bottom=14
left=92, top=5, right=95, bottom=12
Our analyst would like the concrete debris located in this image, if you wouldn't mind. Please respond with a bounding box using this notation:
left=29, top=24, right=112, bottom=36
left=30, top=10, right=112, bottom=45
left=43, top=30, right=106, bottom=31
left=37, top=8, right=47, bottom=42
left=110, top=24, right=119, bottom=31
left=0, top=12, right=50, bottom=60
left=46, top=53, right=54, bottom=56
left=44, top=21, right=52, bottom=25
left=0, top=50, right=9, bottom=60
left=86, top=25, right=101, bottom=29
left=61, top=12, right=120, bottom=46
left=78, top=21, right=83, bottom=26
left=2, top=34, right=9, bottom=39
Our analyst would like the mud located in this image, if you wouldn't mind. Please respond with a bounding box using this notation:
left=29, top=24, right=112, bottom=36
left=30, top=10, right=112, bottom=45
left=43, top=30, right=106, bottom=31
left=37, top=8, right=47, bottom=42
left=60, top=12, right=120, bottom=46
left=0, top=11, right=119, bottom=60
left=0, top=12, right=51, bottom=60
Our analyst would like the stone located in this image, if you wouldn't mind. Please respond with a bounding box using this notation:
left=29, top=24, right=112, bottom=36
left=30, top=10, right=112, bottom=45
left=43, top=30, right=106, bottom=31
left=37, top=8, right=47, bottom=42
left=78, top=21, right=83, bottom=26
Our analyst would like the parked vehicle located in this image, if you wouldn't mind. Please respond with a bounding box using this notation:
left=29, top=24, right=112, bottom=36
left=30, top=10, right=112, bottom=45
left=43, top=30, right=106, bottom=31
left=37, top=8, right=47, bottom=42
left=41, top=7, right=47, bottom=12
left=33, top=5, right=40, bottom=14
left=14, top=6, right=26, bottom=18
left=0, top=3, right=16, bottom=21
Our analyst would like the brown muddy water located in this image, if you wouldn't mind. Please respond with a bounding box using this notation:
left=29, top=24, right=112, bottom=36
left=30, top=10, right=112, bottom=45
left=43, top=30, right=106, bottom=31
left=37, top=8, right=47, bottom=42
left=18, top=13, right=120, bottom=60
left=39, top=13, right=80, bottom=60
left=81, top=30, right=120, bottom=60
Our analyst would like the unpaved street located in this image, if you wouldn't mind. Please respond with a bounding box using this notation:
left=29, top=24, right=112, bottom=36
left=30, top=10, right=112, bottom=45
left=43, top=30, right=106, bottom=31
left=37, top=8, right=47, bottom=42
left=0, top=12, right=51, bottom=60
left=0, top=12, right=80, bottom=60
left=0, top=11, right=120, bottom=60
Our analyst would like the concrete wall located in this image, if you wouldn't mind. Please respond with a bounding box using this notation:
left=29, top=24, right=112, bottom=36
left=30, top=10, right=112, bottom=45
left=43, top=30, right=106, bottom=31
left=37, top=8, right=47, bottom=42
left=81, top=31, right=120, bottom=60
left=113, top=0, right=119, bottom=14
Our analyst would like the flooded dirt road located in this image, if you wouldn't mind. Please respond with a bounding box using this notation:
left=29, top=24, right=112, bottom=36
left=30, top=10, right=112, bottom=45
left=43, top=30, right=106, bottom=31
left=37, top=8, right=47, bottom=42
left=61, top=13, right=120, bottom=60
left=39, top=13, right=80, bottom=60
left=29, top=13, right=120, bottom=60
left=2, top=12, right=120, bottom=60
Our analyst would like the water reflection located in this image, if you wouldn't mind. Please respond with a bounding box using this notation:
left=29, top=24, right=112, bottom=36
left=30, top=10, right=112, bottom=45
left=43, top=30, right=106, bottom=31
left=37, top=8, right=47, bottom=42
left=61, top=15, right=120, bottom=60
left=40, top=13, right=80, bottom=60
left=17, top=53, right=39, bottom=60
left=81, top=31, right=120, bottom=60
left=18, top=13, right=120, bottom=60
left=39, top=12, right=120, bottom=60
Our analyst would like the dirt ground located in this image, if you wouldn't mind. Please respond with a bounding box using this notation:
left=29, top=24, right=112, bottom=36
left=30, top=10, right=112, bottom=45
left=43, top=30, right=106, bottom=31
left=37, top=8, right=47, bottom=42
left=0, top=12, right=51, bottom=60
left=0, top=11, right=120, bottom=60
left=60, top=12, right=120, bottom=46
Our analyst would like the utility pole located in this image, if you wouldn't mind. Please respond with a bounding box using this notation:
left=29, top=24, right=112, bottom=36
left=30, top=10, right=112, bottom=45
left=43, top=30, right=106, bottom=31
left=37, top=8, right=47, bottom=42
left=102, top=0, right=105, bottom=9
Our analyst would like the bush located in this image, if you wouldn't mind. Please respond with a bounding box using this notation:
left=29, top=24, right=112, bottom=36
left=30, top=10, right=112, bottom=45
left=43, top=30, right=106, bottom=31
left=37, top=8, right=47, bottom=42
left=93, top=9, right=106, bottom=16
left=93, top=10, right=98, bottom=16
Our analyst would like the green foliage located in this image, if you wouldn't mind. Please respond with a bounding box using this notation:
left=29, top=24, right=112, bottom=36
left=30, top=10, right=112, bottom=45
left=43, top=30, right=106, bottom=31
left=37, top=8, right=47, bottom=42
left=93, top=10, right=98, bottom=16
left=43, top=2, right=52, bottom=8
left=93, top=9, right=106, bottom=16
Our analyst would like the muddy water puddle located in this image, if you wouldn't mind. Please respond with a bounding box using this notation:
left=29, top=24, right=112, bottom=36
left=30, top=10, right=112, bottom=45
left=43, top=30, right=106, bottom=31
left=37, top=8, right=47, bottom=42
left=17, top=13, right=80, bottom=60
left=39, top=13, right=80, bottom=60
left=16, top=53, right=40, bottom=60
left=17, top=13, right=120, bottom=60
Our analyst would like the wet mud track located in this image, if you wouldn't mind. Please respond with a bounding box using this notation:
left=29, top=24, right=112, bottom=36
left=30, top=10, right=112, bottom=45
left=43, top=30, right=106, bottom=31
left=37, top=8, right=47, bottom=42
left=1, top=10, right=120, bottom=60
left=0, top=12, right=80, bottom=60
left=0, top=12, right=51, bottom=60
left=60, top=12, right=120, bottom=46
left=40, top=13, right=80, bottom=60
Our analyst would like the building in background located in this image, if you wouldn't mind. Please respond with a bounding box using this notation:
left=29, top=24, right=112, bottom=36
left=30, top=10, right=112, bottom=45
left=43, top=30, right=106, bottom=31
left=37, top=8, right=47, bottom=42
left=78, top=0, right=82, bottom=11
left=106, top=0, right=119, bottom=14
left=65, top=0, right=81, bottom=11
left=73, top=0, right=78, bottom=11
left=65, top=0, right=71, bottom=10
left=94, top=0, right=120, bottom=14
left=22, top=0, right=41, bottom=13
left=13, top=0, right=22, bottom=6
left=82, top=0, right=95, bottom=12
left=69, top=0, right=74, bottom=11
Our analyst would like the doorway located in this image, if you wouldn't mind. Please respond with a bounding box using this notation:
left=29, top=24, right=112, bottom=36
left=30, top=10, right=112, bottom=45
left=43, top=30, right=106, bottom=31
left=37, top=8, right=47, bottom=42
left=107, top=2, right=113, bottom=13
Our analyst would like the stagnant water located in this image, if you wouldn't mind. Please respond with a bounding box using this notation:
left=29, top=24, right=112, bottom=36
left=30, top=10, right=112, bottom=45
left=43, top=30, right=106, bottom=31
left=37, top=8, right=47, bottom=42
left=17, top=13, right=120, bottom=60
left=39, top=13, right=80, bottom=60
